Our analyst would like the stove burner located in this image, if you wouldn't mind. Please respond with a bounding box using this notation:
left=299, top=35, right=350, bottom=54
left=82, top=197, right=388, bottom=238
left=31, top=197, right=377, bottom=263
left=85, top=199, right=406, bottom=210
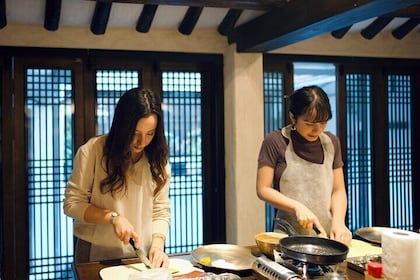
left=303, top=263, right=323, bottom=276
left=276, top=255, right=335, bottom=279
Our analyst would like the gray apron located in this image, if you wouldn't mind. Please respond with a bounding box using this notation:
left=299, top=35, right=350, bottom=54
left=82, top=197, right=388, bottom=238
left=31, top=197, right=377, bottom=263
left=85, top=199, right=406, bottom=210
left=276, top=126, right=334, bottom=235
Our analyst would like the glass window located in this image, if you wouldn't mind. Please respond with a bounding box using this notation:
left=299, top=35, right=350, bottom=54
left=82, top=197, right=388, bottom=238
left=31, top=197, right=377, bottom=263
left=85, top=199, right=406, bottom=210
left=162, top=71, right=203, bottom=253
left=345, top=74, right=373, bottom=231
left=96, top=70, right=140, bottom=135
left=293, top=62, right=337, bottom=134
left=388, top=74, right=413, bottom=229
left=26, top=68, right=74, bottom=279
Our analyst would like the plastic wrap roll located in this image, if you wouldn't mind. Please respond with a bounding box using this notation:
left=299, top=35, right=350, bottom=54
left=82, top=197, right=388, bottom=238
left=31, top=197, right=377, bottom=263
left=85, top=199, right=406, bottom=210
left=381, top=229, right=420, bottom=280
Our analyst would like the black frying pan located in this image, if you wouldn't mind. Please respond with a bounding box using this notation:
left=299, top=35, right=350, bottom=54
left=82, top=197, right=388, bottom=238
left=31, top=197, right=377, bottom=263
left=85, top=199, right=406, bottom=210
left=279, top=236, right=348, bottom=265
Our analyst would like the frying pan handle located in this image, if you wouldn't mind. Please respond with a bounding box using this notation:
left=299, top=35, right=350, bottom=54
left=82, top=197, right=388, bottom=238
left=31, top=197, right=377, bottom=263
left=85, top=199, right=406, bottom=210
left=273, top=218, right=297, bottom=236
left=313, top=225, right=322, bottom=235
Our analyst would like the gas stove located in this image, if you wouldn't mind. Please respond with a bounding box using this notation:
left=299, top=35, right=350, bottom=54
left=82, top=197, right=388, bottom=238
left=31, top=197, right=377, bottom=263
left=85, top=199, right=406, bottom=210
left=276, top=256, right=335, bottom=279
left=253, top=254, right=345, bottom=280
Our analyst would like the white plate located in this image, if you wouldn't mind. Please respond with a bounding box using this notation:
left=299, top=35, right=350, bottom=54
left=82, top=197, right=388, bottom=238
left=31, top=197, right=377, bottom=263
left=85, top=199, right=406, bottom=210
left=99, top=258, right=195, bottom=280
left=191, top=244, right=256, bottom=271
left=355, top=227, right=391, bottom=244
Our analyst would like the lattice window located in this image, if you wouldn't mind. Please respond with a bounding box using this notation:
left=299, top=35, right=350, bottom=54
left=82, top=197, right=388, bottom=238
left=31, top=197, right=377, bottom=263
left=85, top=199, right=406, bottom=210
left=263, top=72, right=284, bottom=133
left=345, top=74, right=373, bottom=231
left=388, top=74, right=413, bottom=230
left=26, top=68, right=75, bottom=279
left=162, top=71, right=203, bottom=254
left=263, top=71, right=283, bottom=231
left=96, top=70, right=140, bottom=135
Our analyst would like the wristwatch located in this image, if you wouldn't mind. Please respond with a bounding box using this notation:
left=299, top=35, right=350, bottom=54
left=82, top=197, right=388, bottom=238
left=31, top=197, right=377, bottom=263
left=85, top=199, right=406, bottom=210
left=110, top=212, right=120, bottom=224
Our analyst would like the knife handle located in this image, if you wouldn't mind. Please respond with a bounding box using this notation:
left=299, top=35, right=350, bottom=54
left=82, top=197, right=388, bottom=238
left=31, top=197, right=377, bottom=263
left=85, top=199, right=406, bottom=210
left=129, top=238, right=137, bottom=250
left=313, top=225, right=321, bottom=235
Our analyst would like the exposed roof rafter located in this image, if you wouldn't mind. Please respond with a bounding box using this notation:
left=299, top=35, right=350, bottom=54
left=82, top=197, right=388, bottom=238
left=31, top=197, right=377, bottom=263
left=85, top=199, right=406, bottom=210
left=229, top=0, right=420, bottom=52
left=361, top=16, right=394, bottom=40
left=44, top=0, right=62, bottom=31
left=331, top=25, right=352, bottom=39
left=218, top=9, right=243, bottom=36
left=178, top=6, right=203, bottom=35
left=90, top=1, right=112, bottom=35
left=136, top=4, right=158, bottom=32
left=0, top=0, right=6, bottom=29
left=392, top=18, right=420, bottom=39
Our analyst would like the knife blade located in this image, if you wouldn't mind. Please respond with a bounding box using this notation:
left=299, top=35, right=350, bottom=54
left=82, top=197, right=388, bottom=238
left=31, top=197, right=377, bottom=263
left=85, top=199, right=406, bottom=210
left=129, top=238, right=152, bottom=268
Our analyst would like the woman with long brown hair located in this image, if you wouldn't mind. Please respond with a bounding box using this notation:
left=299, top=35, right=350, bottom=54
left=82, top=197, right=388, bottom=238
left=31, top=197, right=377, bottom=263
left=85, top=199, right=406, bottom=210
left=64, top=88, right=171, bottom=267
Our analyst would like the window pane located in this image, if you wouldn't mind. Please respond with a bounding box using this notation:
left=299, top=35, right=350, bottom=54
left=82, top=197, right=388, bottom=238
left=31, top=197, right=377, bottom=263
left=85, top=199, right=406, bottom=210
left=388, top=75, right=413, bottom=230
left=162, top=71, right=203, bottom=254
left=293, top=62, right=337, bottom=134
left=345, top=74, right=373, bottom=231
left=96, top=70, right=139, bottom=134
left=26, top=68, right=75, bottom=279
left=262, top=71, right=283, bottom=231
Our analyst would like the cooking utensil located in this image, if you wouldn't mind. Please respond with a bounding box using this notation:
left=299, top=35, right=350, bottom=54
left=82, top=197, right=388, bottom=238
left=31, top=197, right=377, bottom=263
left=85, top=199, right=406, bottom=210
left=279, top=236, right=349, bottom=265
left=355, top=227, right=391, bottom=244
left=191, top=244, right=256, bottom=271
left=273, top=218, right=324, bottom=237
left=275, top=218, right=348, bottom=265
left=129, top=238, right=152, bottom=268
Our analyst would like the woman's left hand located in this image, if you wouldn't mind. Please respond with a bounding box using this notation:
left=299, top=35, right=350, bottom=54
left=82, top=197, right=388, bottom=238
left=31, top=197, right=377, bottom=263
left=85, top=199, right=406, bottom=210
left=149, top=246, right=169, bottom=268
left=329, top=223, right=352, bottom=246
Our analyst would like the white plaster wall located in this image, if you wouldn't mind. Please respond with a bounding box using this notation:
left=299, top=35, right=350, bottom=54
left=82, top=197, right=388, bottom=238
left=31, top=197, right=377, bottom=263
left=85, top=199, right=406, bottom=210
left=0, top=24, right=228, bottom=53
left=223, top=45, right=266, bottom=246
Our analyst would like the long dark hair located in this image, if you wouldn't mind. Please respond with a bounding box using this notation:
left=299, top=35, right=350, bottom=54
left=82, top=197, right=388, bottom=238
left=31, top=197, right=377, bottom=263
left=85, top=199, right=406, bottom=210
left=289, top=85, right=332, bottom=122
left=100, top=88, right=169, bottom=196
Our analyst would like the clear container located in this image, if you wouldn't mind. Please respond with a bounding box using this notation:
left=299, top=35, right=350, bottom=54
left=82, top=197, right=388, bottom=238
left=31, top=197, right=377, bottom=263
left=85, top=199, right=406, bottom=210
left=323, top=271, right=346, bottom=280
left=175, top=272, right=241, bottom=280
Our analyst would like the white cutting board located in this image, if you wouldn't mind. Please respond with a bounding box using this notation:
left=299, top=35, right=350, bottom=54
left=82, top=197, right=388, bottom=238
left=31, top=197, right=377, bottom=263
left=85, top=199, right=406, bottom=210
left=99, top=258, right=196, bottom=280
left=347, top=239, right=382, bottom=258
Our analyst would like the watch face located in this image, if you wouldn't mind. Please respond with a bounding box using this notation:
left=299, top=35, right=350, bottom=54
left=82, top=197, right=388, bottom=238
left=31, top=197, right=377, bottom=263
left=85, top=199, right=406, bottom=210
left=110, top=212, right=119, bottom=224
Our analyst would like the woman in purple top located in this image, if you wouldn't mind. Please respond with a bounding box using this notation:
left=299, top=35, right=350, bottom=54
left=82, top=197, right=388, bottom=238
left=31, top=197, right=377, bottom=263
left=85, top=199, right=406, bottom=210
left=256, top=85, right=352, bottom=245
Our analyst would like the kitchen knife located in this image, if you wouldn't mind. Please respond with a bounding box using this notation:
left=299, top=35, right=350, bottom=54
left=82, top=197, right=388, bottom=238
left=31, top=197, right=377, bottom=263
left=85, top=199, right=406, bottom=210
left=129, top=238, right=152, bottom=268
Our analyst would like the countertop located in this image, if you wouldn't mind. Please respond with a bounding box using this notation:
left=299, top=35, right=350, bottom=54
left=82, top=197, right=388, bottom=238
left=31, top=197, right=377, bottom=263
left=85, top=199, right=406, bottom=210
left=73, top=246, right=364, bottom=280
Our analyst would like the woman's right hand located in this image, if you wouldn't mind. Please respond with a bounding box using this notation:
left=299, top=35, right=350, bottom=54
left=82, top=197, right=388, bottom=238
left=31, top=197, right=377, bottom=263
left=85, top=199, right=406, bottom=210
left=112, top=215, right=139, bottom=245
left=294, top=202, right=327, bottom=236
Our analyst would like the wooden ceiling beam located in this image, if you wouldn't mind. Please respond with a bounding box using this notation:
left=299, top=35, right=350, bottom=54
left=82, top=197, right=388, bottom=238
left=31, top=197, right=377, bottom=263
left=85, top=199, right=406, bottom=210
left=361, top=16, right=394, bottom=40
left=85, top=0, right=285, bottom=10
left=229, top=0, right=420, bottom=52
left=90, top=1, right=112, bottom=35
left=218, top=9, right=243, bottom=36
left=331, top=25, right=352, bottom=39
left=178, top=6, right=203, bottom=35
left=387, top=3, right=420, bottom=18
left=392, top=18, right=420, bottom=39
left=136, top=4, right=158, bottom=32
left=0, top=0, right=6, bottom=29
left=44, top=0, right=62, bottom=31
